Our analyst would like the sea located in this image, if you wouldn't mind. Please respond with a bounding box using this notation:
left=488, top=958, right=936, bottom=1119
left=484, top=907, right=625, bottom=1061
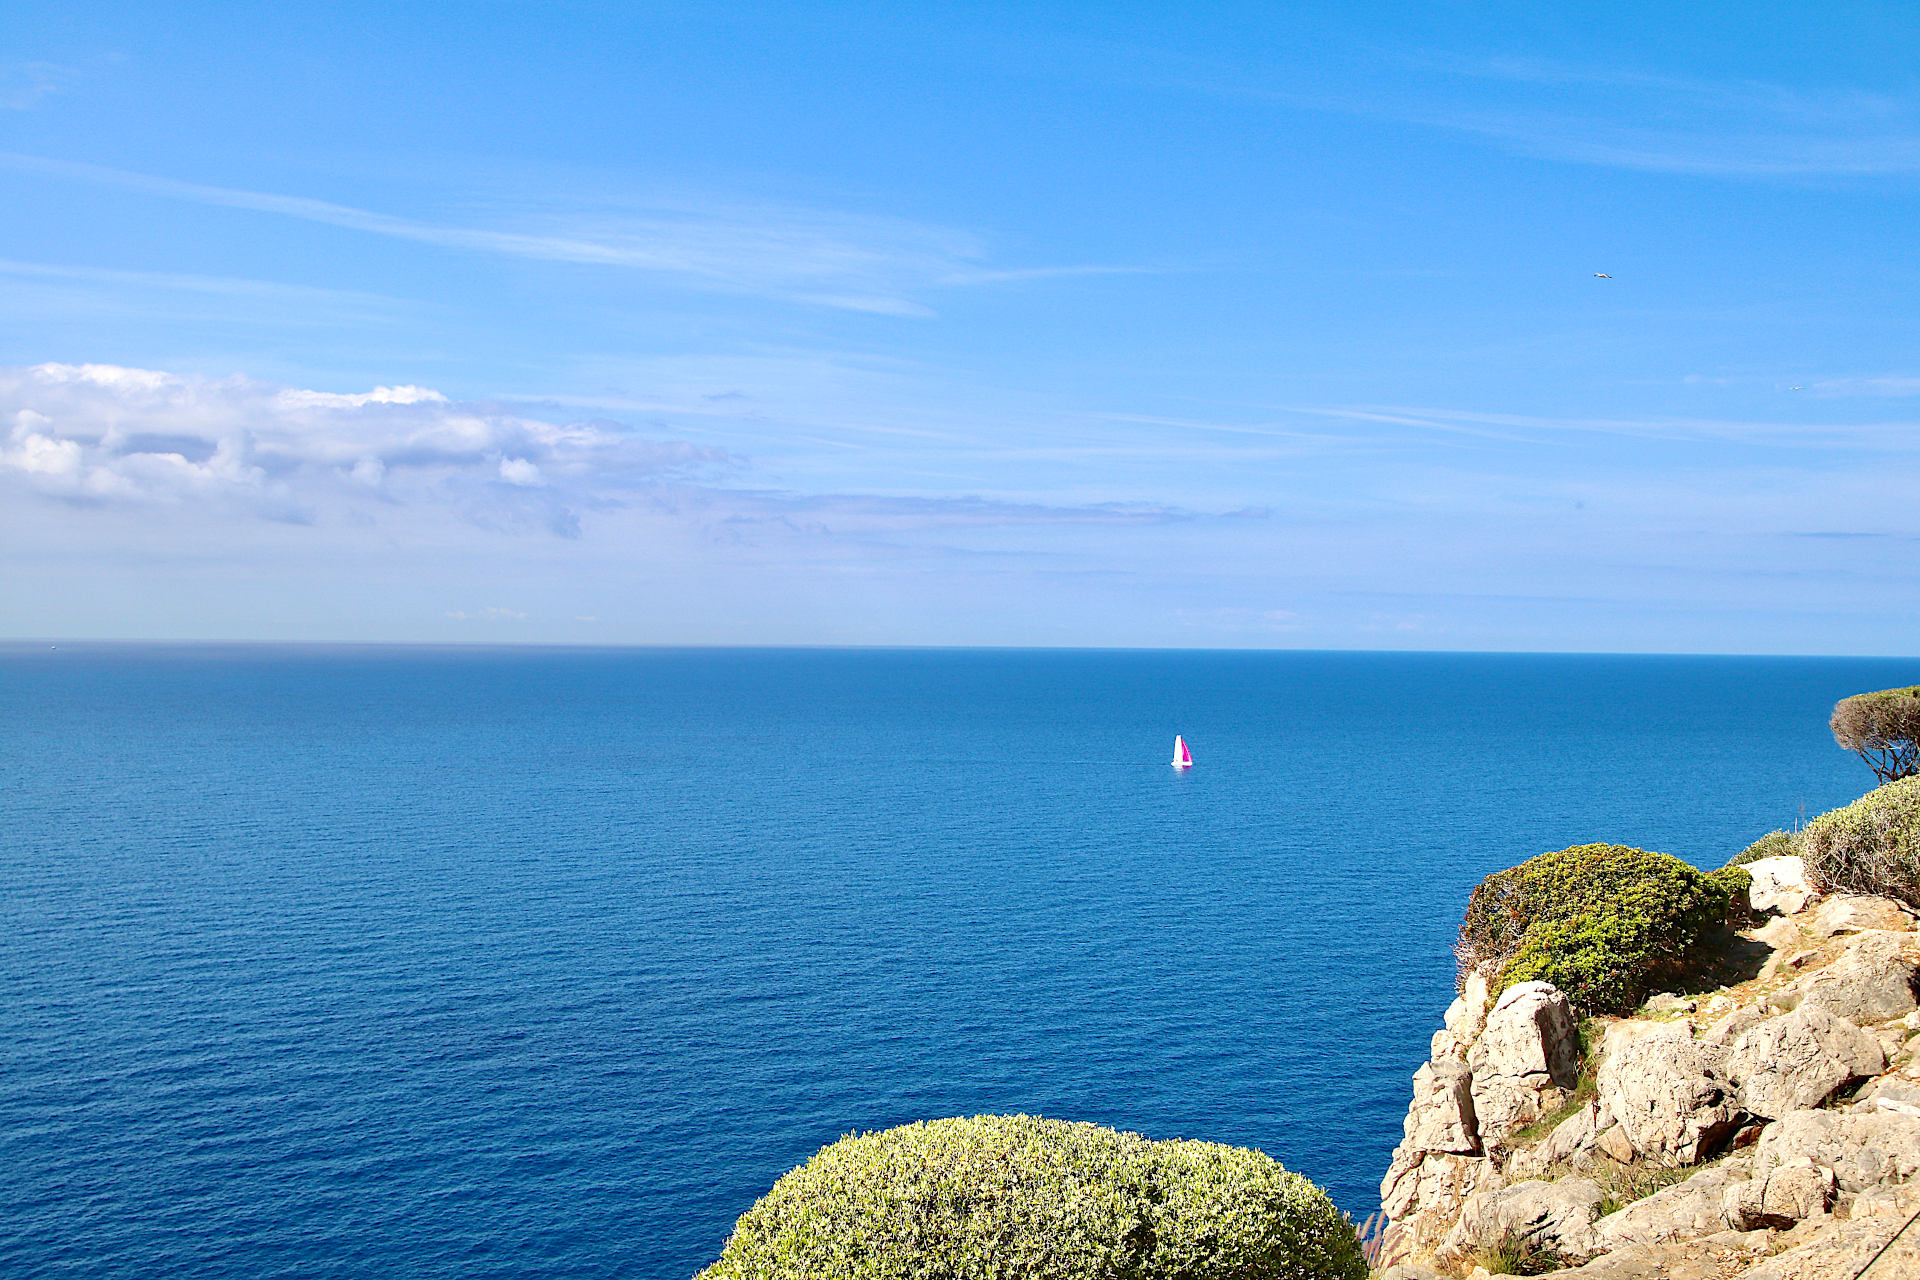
left=2, top=645, right=1907, bottom=1279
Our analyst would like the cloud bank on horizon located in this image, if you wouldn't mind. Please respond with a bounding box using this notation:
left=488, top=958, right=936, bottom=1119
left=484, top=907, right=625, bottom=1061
left=4, top=4, right=1920, bottom=652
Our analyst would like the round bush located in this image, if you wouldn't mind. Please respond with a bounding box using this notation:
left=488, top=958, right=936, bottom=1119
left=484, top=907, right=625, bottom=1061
left=1831, top=686, right=1920, bottom=783
left=696, top=1114, right=1368, bottom=1280
left=1456, top=843, right=1749, bottom=1015
left=1727, top=829, right=1802, bottom=868
left=1802, top=775, right=1920, bottom=907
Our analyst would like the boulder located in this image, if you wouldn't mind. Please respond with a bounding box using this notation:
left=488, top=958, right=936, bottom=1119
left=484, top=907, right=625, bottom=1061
left=1404, top=1061, right=1480, bottom=1154
left=1850, top=1075, right=1920, bottom=1116
left=1721, top=1159, right=1834, bottom=1229
left=1440, top=1176, right=1606, bottom=1263
left=1593, top=1158, right=1748, bottom=1247
left=1746, top=855, right=1814, bottom=915
left=1731, top=1184, right=1920, bottom=1280
left=1466, top=982, right=1579, bottom=1145
left=1810, top=894, right=1914, bottom=938
left=1505, top=1100, right=1601, bottom=1179
left=1595, top=1028, right=1744, bottom=1165
left=1378, top=1151, right=1500, bottom=1267
left=1547, top=1235, right=1774, bottom=1279
left=1595, top=1123, right=1636, bottom=1163
left=1724, top=1007, right=1885, bottom=1118
left=1751, top=1109, right=1920, bottom=1192
left=1380, top=1147, right=1496, bottom=1222
left=1791, top=931, right=1920, bottom=1024
left=1700, top=1000, right=1774, bottom=1046
left=1430, top=972, right=1491, bottom=1065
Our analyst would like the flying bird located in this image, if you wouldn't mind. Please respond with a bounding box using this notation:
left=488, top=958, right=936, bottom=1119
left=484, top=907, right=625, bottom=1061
left=1593, top=272, right=1612, bottom=278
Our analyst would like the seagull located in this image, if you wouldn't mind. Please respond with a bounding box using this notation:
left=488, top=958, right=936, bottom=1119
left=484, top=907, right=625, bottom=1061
left=1593, top=273, right=1612, bottom=278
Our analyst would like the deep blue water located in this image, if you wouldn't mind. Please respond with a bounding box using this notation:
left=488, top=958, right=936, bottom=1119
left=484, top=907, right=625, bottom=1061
left=2, top=645, right=1909, bottom=1279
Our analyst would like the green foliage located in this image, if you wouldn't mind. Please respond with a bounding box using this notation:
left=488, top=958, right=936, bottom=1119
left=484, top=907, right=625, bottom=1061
left=1593, top=1162, right=1698, bottom=1218
left=1802, top=776, right=1920, bottom=908
left=697, top=1114, right=1369, bottom=1280
left=1456, top=844, right=1748, bottom=1016
left=1470, top=1230, right=1565, bottom=1276
left=1727, top=829, right=1802, bottom=868
left=1831, top=686, right=1920, bottom=783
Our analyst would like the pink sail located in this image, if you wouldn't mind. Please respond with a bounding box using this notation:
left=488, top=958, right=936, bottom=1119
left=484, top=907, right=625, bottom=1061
left=1172, top=734, right=1192, bottom=767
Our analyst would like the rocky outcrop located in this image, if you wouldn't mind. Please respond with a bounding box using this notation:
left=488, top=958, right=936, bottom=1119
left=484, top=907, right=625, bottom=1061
left=1750, top=1109, right=1920, bottom=1192
left=1595, top=1027, right=1743, bottom=1165
left=1377, top=890, right=1920, bottom=1280
left=1401, top=1061, right=1479, bottom=1154
left=1724, top=1007, right=1884, bottom=1118
left=1790, top=928, right=1920, bottom=1024
left=1440, top=1176, right=1607, bottom=1263
left=1722, top=1160, right=1833, bottom=1230
left=1593, top=1158, right=1748, bottom=1247
left=1809, top=895, right=1914, bottom=938
left=1466, top=982, right=1579, bottom=1146
left=1746, top=856, right=1814, bottom=915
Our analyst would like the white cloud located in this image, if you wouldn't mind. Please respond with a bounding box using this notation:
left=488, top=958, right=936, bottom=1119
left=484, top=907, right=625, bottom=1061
left=0, top=362, right=725, bottom=532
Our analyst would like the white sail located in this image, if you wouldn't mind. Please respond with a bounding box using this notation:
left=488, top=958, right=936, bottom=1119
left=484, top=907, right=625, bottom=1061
left=1171, top=734, right=1192, bottom=768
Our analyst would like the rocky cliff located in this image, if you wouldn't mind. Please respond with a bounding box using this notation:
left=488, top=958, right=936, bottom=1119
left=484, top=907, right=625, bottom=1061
left=1376, top=855, right=1920, bottom=1280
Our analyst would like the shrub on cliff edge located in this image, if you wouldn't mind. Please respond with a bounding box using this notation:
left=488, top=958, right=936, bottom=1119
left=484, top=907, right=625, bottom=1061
left=696, top=1114, right=1368, bottom=1280
left=1726, top=829, right=1802, bottom=868
left=1456, top=843, right=1749, bottom=1016
left=1802, top=776, right=1920, bottom=908
left=1831, top=686, right=1920, bottom=783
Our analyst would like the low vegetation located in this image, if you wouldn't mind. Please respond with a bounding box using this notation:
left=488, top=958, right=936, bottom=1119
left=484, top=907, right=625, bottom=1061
left=1726, top=828, right=1801, bottom=868
left=697, top=1114, right=1369, bottom=1280
left=1801, top=775, right=1920, bottom=908
left=1592, top=1160, right=1699, bottom=1218
left=1831, top=685, right=1920, bottom=783
left=1467, top=1229, right=1564, bottom=1276
left=1456, top=843, right=1750, bottom=1016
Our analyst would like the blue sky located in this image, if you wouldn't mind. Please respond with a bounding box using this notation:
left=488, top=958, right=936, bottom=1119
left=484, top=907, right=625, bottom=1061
left=4, top=2, right=1920, bottom=650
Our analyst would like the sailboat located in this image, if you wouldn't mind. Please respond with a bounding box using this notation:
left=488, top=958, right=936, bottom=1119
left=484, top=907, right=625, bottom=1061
left=1171, top=735, right=1193, bottom=769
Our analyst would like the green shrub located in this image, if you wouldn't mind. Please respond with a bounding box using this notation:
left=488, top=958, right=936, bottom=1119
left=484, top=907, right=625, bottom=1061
left=1831, top=686, right=1920, bottom=783
left=1456, top=844, right=1749, bottom=1016
left=1801, top=776, right=1920, bottom=907
left=696, top=1114, right=1368, bottom=1280
left=1470, top=1229, right=1565, bottom=1276
left=1727, top=829, right=1801, bottom=868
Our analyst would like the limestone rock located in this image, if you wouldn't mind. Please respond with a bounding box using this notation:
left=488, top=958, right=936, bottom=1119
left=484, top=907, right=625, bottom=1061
left=1441, top=1176, right=1606, bottom=1263
left=1731, top=1183, right=1920, bottom=1279
left=1595, top=1027, right=1744, bottom=1165
left=1404, top=1061, right=1480, bottom=1154
left=1547, top=1236, right=1773, bottom=1279
left=1752, top=915, right=1804, bottom=950
left=1725, top=1007, right=1885, bottom=1118
left=1593, top=1158, right=1748, bottom=1247
left=1751, top=1109, right=1920, bottom=1192
left=1722, top=1159, right=1834, bottom=1229
left=1747, top=855, right=1814, bottom=915
left=1377, top=1151, right=1500, bottom=1267
left=1810, top=894, right=1914, bottom=938
left=1595, top=1123, right=1636, bottom=1163
left=1701, top=1000, right=1774, bottom=1046
left=1505, top=1100, right=1601, bottom=1179
left=1466, top=981, right=1579, bottom=1145
left=1380, top=1145, right=1495, bottom=1224
left=1850, top=1075, right=1920, bottom=1116
left=1791, top=931, right=1920, bottom=1024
